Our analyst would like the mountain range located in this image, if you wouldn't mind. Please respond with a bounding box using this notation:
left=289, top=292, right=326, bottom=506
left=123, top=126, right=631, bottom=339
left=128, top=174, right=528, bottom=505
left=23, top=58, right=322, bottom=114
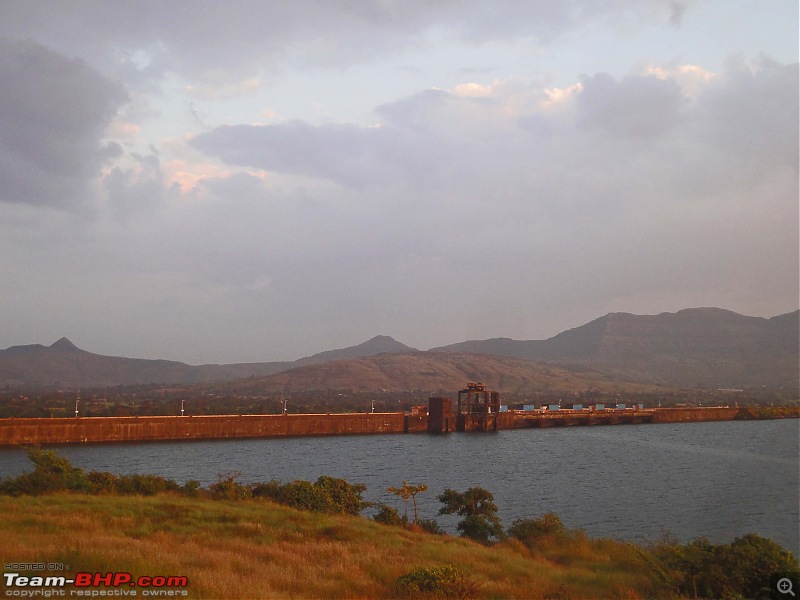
left=1, top=308, right=797, bottom=391
left=0, top=334, right=416, bottom=389
left=431, top=308, right=799, bottom=389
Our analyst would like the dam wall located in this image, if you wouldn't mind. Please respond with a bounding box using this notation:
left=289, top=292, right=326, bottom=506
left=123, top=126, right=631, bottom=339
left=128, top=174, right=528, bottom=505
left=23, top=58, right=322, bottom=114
left=0, top=406, right=748, bottom=446
left=0, top=413, right=407, bottom=446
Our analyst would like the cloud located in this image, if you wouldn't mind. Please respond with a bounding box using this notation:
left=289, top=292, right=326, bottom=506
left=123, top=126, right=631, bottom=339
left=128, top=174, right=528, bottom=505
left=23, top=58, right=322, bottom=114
left=190, top=122, right=388, bottom=187
left=102, top=152, right=173, bottom=218
left=576, top=72, right=686, bottom=138
left=185, top=59, right=798, bottom=341
left=0, top=1, right=691, bottom=82
left=0, top=0, right=795, bottom=363
left=0, top=39, right=128, bottom=207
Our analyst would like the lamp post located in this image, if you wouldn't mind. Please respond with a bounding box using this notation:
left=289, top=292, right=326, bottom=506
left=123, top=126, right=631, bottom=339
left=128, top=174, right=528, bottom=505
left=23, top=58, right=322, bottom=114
left=74, top=398, right=79, bottom=418
left=181, top=399, right=185, bottom=417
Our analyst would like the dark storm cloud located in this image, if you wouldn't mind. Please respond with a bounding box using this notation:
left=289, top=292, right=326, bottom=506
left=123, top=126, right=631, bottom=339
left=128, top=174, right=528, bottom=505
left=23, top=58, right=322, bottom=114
left=0, top=39, right=127, bottom=206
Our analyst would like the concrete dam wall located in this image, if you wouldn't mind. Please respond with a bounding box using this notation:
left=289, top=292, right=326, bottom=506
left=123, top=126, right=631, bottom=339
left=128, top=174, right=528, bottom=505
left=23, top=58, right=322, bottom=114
left=0, top=413, right=415, bottom=446
left=0, top=406, right=745, bottom=446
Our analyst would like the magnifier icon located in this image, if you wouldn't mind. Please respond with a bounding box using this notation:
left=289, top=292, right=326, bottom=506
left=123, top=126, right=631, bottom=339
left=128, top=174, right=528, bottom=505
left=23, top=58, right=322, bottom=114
left=778, top=578, right=796, bottom=596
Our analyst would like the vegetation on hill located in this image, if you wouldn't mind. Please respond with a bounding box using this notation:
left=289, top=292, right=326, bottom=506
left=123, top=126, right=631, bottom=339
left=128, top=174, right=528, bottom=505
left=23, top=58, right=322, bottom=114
left=0, top=448, right=796, bottom=599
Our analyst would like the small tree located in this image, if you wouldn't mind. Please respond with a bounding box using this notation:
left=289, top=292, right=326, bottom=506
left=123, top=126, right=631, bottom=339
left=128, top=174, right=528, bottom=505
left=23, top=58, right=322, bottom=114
left=388, top=480, right=428, bottom=523
left=437, top=487, right=505, bottom=544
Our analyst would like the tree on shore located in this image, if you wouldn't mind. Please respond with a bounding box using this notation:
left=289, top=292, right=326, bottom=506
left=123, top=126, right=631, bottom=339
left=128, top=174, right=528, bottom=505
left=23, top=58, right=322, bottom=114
left=437, top=487, right=505, bottom=544
left=388, top=480, right=428, bottom=523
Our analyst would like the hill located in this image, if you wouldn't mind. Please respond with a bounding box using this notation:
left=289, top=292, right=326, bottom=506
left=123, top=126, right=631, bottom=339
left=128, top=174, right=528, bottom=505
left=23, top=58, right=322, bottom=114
left=293, top=334, right=417, bottom=366
left=1, top=308, right=796, bottom=390
left=0, top=335, right=414, bottom=388
left=209, top=351, right=661, bottom=395
left=431, top=308, right=800, bottom=389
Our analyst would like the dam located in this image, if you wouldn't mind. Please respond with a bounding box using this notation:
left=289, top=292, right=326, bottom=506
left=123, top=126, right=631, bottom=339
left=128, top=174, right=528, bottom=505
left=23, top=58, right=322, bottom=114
left=0, top=383, right=744, bottom=445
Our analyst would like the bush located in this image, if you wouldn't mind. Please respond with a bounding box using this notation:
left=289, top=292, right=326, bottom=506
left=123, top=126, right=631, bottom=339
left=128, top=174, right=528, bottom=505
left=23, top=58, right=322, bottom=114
left=209, top=471, right=252, bottom=500
left=250, top=480, right=282, bottom=501
left=394, top=565, right=481, bottom=599
left=279, top=479, right=332, bottom=512
left=0, top=447, right=91, bottom=495
left=418, top=519, right=445, bottom=535
left=655, top=533, right=798, bottom=599
left=314, top=475, right=372, bottom=515
left=509, top=513, right=567, bottom=547
left=276, top=476, right=372, bottom=515
left=373, top=504, right=406, bottom=527
left=180, top=480, right=202, bottom=497
left=86, top=470, right=121, bottom=494
left=116, top=473, right=180, bottom=496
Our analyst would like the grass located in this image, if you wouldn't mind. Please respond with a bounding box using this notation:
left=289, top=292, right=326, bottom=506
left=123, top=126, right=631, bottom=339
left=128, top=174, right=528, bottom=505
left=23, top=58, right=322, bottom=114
left=0, top=493, right=678, bottom=599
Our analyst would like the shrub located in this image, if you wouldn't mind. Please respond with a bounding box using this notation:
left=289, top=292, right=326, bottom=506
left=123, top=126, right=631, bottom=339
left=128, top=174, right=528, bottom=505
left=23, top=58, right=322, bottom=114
left=87, top=470, right=121, bottom=494
left=509, top=513, right=567, bottom=547
left=373, top=504, right=406, bottom=527
left=394, top=565, right=481, bottom=599
left=209, top=471, right=252, bottom=500
left=278, top=479, right=332, bottom=512
left=655, top=533, right=798, bottom=599
left=276, top=476, right=372, bottom=515
left=250, top=480, right=282, bottom=501
left=180, top=480, right=202, bottom=497
left=417, top=519, right=445, bottom=535
left=0, top=447, right=91, bottom=495
left=115, top=473, right=181, bottom=496
left=314, top=475, right=372, bottom=515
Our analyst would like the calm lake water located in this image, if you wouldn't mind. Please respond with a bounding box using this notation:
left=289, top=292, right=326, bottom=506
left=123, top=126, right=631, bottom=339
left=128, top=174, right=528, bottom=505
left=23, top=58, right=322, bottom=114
left=1, top=419, right=798, bottom=553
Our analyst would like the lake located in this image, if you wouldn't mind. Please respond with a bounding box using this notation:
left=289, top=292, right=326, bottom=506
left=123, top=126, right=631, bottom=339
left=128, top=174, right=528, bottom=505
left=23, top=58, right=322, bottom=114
left=1, top=418, right=797, bottom=553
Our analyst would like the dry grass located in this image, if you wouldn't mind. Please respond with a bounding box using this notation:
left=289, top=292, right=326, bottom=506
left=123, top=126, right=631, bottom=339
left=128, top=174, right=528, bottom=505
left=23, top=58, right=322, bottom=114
left=0, top=494, right=676, bottom=599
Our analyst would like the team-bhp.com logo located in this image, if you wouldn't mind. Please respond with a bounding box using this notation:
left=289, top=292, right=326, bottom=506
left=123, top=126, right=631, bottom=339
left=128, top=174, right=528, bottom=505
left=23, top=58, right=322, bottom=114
left=4, top=572, right=189, bottom=597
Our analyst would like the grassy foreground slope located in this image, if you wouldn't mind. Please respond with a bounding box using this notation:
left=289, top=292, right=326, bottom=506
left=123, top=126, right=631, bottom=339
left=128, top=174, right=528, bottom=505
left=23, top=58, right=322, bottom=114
left=0, top=493, right=673, bottom=599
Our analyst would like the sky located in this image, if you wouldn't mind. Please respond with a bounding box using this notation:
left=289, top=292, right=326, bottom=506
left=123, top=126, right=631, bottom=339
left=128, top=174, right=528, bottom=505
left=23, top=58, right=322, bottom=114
left=0, top=0, right=797, bottom=364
